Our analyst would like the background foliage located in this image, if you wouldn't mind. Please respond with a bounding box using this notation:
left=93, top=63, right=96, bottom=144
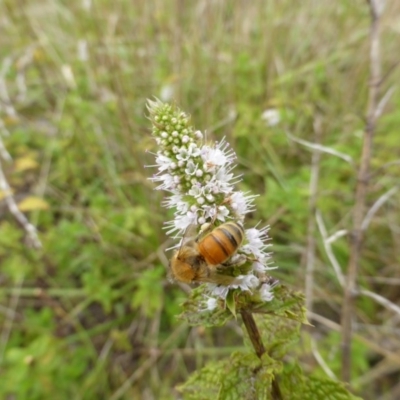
left=0, top=0, right=399, bottom=399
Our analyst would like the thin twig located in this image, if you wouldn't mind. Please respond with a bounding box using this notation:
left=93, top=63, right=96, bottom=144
left=0, top=57, right=18, bottom=118
left=359, top=276, right=400, bottom=285
left=0, top=276, right=24, bottom=363
left=341, top=0, right=383, bottom=382
left=0, top=129, right=12, bottom=160
left=0, top=50, right=41, bottom=248
left=240, top=310, right=282, bottom=400
left=304, top=116, right=322, bottom=315
left=0, top=158, right=42, bottom=248
left=286, top=131, right=354, bottom=165
left=326, top=229, right=348, bottom=244
left=357, top=289, right=400, bottom=317
left=309, top=311, right=400, bottom=366
left=310, top=338, right=336, bottom=380
left=374, top=86, right=395, bottom=119
left=361, top=186, right=398, bottom=231
left=315, top=211, right=345, bottom=287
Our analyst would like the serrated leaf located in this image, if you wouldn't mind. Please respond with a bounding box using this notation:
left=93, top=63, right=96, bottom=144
left=240, top=308, right=302, bottom=359
left=280, top=365, right=363, bottom=400
left=219, top=352, right=265, bottom=400
left=18, top=196, right=49, bottom=211
left=178, top=285, right=233, bottom=327
left=304, top=377, right=363, bottom=400
left=246, top=313, right=302, bottom=359
left=249, top=284, right=307, bottom=325
left=179, top=351, right=282, bottom=400
left=219, top=352, right=282, bottom=400
left=177, top=359, right=226, bottom=399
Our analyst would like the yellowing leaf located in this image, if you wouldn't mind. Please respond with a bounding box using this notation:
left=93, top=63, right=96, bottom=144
left=15, top=157, right=38, bottom=172
left=3, top=116, right=19, bottom=126
left=18, top=197, right=49, bottom=211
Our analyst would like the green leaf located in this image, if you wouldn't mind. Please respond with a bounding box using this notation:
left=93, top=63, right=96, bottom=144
left=280, top=365, right=363, bottom=400
left=179, top=351, right=282, bottom=400
left=178, top=285, right=233, bottom=327
left=225, top=289, right=237, bottom=319
left=177, top=359, right=226, bottom=400
left=131, top=266, right=164, bottom=317
left=249, top=284, right=307, bottom=325
left=247, top=313, right=301, bottom=360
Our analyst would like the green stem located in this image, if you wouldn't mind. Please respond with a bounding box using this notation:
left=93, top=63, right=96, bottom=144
left=240, top=310, right=283, bottom=400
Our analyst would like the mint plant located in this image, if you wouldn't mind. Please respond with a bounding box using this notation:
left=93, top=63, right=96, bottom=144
left=147, top=99, right=361, bottom=400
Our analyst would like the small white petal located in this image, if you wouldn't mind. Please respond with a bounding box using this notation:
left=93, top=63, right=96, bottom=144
left=261, top=108, right=281, bottom=127
left=216, top=205, right=229, bottom=221
left=195, top=130, right=203, bottom=139
left=206, top=297, right=218, bottom=310
left=260, top=283, right=275, bottom=302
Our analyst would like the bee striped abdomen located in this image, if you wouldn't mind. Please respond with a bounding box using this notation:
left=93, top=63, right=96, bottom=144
left=198, top=221, right=244, bottom=265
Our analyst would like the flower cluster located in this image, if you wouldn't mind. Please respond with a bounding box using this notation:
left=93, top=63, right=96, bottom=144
left=146, top=99, right=276, bottom=308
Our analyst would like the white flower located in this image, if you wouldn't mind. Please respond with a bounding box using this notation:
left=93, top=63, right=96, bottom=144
left=197, top=197, right=205, bottom=205
left=155, top=153, right=173, bottom=171
left=243, top=227, right=271, bottom=259
left=160, top=84, right=175, bottom=101
left=200, top=138, right=236, bottom=172
left=176, top=144, right=201, bottom=162
left=188, top=184, right=202, bottom=198
left=241, top=226, right=275, bottom=273
left=162, top=194, right=188, bottom=212
left=232, top=274, right=260, bottom=291
left=252, top=260, right=271, bottom=273
left=147, top=100, right=278, bottom=303
left=202, top=296, right=218, bottom=311
left=194, top=130, right=203, bottom=140
left=185, top=160, right=198, bottom=175
left=150, top=173, right=176, bottom=191
left=201, top=205, right=229, bottom=221
left=165, top=211, right=198, bottom=236
left=209, top=285, right=230, bottom=299
left=261, top=108, right=281, bottom=127
left=228, top=191, right=257, bottom=216
left=208, top=274, right=260, bottom=300
left=213, top=167, right=236, bottom=193
left=215, top=205, right=230, bottom=221
left=259, top=282, right=276, bottom=302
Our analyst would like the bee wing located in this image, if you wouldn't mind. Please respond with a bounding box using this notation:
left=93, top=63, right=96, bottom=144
left=174, top=223, right=198, bottom=252
left=165, top=223, right=198, bottom=252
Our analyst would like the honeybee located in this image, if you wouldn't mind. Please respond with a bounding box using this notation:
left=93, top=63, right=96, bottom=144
left=169, top=221, right=245, bottom=284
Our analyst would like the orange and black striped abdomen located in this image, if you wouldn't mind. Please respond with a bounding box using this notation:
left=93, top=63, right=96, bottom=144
left=198, top=222, right=244, bottom=265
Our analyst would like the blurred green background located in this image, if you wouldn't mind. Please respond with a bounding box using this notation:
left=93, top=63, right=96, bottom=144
left=0, top=1, right=399, bottom=399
